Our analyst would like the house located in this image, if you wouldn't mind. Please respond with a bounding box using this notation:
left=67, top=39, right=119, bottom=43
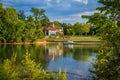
left=44, top=24, right=63, bottom=38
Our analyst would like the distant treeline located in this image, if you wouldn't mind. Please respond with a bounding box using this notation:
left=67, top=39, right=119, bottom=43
left=0, top=3, right=97, bottom=43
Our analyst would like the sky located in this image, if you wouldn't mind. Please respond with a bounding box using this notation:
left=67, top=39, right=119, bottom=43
left=0, top=0, right=101, bottom=24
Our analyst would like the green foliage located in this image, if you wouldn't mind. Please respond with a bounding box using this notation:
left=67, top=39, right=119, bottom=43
left=18, top=10, right=26, bottom=21
left=91, top=47, right=120, bottom=80
left=30, top=7, right=50, bottom=26
left=41, top=15, right=50, bottom=26
left=31, top=8, right=45, bottom=19
left=0, top=2, right=96, bottom=42
left=0, top=3, right=49, bottom=43
left=84, top=0, right=120, bottom=80
left=73, top=22, right=90, bottom=35
left=53, top=21, right=62, bottom=27
left=0, top=53, right=18, bottom=80
left=58, top=69, right=67, bottom=80
left=18, top=51, right=42, bottom=80
left=73, top=22, right=83, bottom=35
left=0, top=51, right=67, bottom=80
left=82, top=23, right=90, bottom=34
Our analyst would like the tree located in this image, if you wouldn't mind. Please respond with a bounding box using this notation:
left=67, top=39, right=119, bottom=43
left=30, top=7, right=49, bottom=38
left=34, top=18, right=43, bottom=39
left=31, top=7, right=49, bottom=20
left=0, top=3, right=50, bottom=43
left=73, top=22, right=90, bottom=36
left=53, top=21, right=61, bottom=27
left=13, top=20, right=25, bottom=42
left=31, top=8, right=41, bottom=19
left=41, top=15, right=49, bottom=26
left=82, top=0, right=120, bottom=80
left=30, top=7, right=49, bottom=25
left=0, top=3, right=25, bottom=42
left=66, top=23, right=74, bottom=35
left=61, top=23, right=74, bottom=35
left=61, top=23, right=68, bottom=35
left=4, top=7, right=21, bottom=42
left=0, top=3, right=6, bottom=42
left=18, top=10, right=26, bottom=21
left=23, top=16, right=36, bottom=42
left=82, top=23, right=90, bottom=35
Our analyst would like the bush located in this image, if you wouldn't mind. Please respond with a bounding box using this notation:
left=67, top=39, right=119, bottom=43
left=0, top=52, right=67, bottom=80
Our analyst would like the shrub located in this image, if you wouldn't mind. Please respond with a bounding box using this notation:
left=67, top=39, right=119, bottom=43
left=0, top=52, right=67, bottom=80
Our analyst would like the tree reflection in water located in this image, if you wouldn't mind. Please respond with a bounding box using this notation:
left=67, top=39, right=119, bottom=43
left=0, top=44, right=99, bottom=79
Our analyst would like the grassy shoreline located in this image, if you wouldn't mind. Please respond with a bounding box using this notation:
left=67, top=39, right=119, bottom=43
left=0, top=36, right=101, bottom=45
left=46, top=36, right=101, bottom=41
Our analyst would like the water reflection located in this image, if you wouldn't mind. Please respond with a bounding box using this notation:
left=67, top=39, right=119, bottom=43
left=63, top=45, right=98, bottom=62
left=44, top=45, right=63, bottom=61
left=0, top=44, right=99, bottom=79
left=45, top=44, right=98, bottom=79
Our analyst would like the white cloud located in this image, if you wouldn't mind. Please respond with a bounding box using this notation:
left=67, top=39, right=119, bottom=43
left=50, top=11, right=100, bottom=23
left=47, top=0, right=51, bottom=2
left=60, top=2, right=71, bottom=8
left=71, top=10, right=99, bottom=17
left=50, top=15, right=87, bottom=24
left=1, top=0, right=100, bottom=24
left=56, top=0, right=61, bottom=4
left=43, top=0, right=71, bottom=9
left=73, top=0, right=88, bottom=4
left=44, top=0, right=52, bottom=7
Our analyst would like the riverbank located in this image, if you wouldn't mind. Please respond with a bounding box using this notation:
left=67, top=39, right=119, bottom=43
left=0, top=36, right=101, bottom=45
left=0, top=41, right=48, bottom=45
left=48, top=41, right=101, bottom=45
left=45, top=36, right=101, bottom=45
left=0, top=40, right=101, bottom=45
left=46, top=36, right=100, bottom=41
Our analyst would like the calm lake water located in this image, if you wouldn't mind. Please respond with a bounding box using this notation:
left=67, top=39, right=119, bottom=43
left=0, top=44, right=99, bottom=80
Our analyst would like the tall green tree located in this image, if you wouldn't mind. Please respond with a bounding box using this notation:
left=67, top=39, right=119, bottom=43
left=34, top=18, right=43, bottom=39
left=82, top=0, right=120, bottom=80
left=61, top=23, right=68, bottom=35
left=82, top=23, right=90, bottom=35
left=0, top=3, right=50, bottom=42
left=0, top=3, right=6, bottom=42
left=30, top=7, right=49, bottom=26
left=53, top=21, right=62, bottom=27
left=66, top=23, right=74, bottom=35
left=23, top=16, right=36, bottom=42
left=18, top=10, right=26, bottom=21
left=31, top=8, right=45, bottom=19
left=30, top=7, right=48, bottom=38
left=73, top=22, right=90, bottom=36
left=41, top=15, right=49, bottom=26
left=4, top=7, right=22, bottom=42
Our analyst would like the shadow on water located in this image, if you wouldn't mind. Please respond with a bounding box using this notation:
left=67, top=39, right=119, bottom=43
left=0, top=44, right=99, bottom=80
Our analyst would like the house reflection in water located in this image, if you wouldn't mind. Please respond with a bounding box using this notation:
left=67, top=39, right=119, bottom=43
left=44, top=45, right=63, bottom=61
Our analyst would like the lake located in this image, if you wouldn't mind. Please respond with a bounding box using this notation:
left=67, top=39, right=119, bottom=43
left=0, top=44, right=99, bottom=80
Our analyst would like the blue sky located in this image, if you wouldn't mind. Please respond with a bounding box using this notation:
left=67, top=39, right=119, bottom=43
left=0, top=0, right=101, bottom=24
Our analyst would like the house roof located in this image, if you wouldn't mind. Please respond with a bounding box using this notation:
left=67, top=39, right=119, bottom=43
left=44, top=25, right=62, bottom=30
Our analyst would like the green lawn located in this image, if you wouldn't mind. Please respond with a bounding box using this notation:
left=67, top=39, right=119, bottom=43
left=69, top=36, right=100, bottom=41
left=46, top=36, right=101, bottom=41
